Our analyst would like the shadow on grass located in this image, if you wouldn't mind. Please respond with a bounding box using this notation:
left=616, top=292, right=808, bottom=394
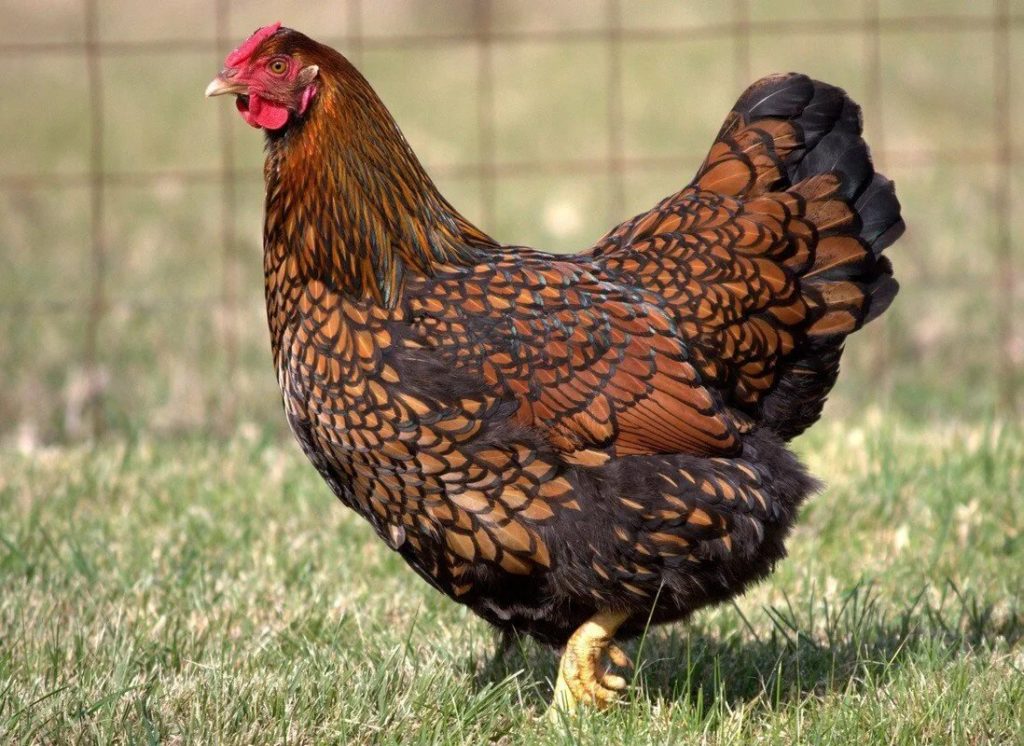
left=473, top=581, right=1024, bottom=713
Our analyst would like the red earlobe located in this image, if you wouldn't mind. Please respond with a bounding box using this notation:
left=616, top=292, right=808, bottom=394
left=298, top=84, right=318, bottom=116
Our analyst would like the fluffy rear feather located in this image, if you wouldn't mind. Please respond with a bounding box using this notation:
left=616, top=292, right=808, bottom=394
left=711, top=74, right=903, bottom=437
left=594, top=73, right=903, bottom=440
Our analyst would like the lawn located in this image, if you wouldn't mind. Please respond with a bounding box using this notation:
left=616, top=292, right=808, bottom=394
left=1, top=415, right=1021, bottom=744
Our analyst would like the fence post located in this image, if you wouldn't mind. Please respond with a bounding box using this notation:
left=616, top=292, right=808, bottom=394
left=994, top=0, right=1018, bottom=412
left=607, top=0, right=626, bottom=221
left=214, top=0, right=239, bottom=433
left=474, top=0, right=497, bottom=234
left=865, top=0, right=893, bottom=406
left=84, top=0, right=107, bottom=439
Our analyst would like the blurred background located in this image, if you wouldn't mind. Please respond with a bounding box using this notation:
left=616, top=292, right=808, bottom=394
left=1, top=0, right=1021, bottom=445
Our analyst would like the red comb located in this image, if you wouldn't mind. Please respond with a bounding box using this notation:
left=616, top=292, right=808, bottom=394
left=225, top=22, right=282, bottom=67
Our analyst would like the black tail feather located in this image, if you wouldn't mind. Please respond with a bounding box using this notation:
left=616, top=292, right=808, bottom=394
left=735, top=74, right=904, bottom=438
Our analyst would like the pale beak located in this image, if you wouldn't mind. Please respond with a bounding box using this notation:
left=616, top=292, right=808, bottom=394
left=205, top=73, right=247, bottom=98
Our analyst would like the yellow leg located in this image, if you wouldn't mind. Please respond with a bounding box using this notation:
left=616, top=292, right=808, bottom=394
left=548, top=609, right=632, bottom=720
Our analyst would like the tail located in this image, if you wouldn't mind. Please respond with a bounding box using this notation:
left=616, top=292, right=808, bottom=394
left=694, top=73, right=904, bottom=438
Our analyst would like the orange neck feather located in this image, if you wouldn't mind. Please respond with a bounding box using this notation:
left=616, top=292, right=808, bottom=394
left=262, top=53, right=495, bottom=307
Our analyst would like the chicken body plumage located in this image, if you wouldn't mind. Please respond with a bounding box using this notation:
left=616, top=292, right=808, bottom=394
left=214, top=26, right=902, bottom=672
left=270, top=252, right=815, bottom=644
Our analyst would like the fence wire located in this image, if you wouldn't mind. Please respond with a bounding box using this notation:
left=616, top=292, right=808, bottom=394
left=0, top=0, right=1019, bottom=440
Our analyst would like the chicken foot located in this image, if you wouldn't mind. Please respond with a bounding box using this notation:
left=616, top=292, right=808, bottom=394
left=547, top=609, right=632, bottom=720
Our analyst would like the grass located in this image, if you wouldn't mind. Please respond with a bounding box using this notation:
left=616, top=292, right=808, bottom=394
left=1, top=415, right=1022, bottom=744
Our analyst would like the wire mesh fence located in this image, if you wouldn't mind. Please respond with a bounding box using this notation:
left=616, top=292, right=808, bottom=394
left=0, top=0, right=1020, bottom=443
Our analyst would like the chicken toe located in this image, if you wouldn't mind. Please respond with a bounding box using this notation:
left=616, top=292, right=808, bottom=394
left=547, top=610, right=631, bottom=721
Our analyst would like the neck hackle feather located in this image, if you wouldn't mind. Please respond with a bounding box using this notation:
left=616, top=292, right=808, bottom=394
left=263, top=34, right=496, bottom=306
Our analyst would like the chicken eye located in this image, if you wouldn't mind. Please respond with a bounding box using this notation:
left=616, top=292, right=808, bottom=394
left=268, top=59, right=288, bottom=75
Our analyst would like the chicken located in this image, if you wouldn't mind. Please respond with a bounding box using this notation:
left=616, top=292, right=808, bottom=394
left=206, top=24, right=903, bottom=714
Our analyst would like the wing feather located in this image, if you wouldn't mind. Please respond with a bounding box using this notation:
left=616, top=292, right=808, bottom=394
left=408, top=257, right=741, bottom=459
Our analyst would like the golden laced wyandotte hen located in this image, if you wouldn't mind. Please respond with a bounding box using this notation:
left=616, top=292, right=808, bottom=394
left=207, top=23, right=903, bottom=716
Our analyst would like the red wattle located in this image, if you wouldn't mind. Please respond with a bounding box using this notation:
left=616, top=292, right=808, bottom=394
left=242, top=95, right=290, bottom=131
